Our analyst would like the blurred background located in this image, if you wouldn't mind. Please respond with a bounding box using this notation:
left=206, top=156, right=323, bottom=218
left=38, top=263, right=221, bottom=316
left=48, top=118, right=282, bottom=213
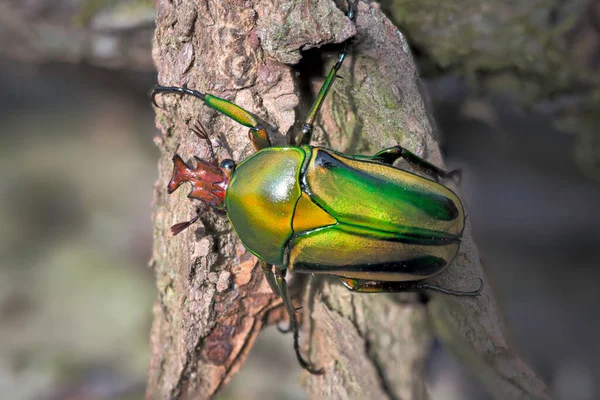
left=0, top=1, right=598, bottom=399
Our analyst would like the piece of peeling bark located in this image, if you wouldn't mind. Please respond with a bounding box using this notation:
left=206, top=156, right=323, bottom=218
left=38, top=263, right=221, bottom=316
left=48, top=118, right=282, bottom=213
left=149, top=1, right=550, bottom=399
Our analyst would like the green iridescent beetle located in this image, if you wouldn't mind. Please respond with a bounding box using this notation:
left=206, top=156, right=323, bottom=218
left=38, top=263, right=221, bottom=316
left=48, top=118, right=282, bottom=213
left=152, top=1, right=482, bottom=375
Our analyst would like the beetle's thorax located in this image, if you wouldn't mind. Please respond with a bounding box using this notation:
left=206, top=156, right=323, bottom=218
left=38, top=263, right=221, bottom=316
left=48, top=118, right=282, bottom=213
left=225, top=147, right=307, bottom=265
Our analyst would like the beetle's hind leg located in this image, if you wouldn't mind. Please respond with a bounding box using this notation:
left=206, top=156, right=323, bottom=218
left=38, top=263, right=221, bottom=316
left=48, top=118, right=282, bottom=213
left=260, top=262, right=292, bottom=333
left=340, top=277, right=484, bottom=297
left=298, top=0, right=357, bottom=145
left=274, top=268, right=324, bottom=374
left=261, top=262, right=281, bottom=297
left=366, top=146, right=461, bottom=182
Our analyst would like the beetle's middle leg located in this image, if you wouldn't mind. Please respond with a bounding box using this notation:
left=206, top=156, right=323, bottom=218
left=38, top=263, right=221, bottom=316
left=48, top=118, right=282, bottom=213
left=340, top=277, right=484, bottom=297
left=362, top=146, right=461, bottom=182
left=151, top=85, right=271, bottom=151
left=298, top=0, right=357, bottom=145
left=274, top=268, right=324, bottom=374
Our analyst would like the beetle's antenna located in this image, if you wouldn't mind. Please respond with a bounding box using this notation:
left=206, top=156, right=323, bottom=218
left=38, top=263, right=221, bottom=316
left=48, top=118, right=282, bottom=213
left=171, top=214, right=200, bottom=236
left=191, top=122, right=217, bottom=164
left=170, top=205, right=207, bottom=236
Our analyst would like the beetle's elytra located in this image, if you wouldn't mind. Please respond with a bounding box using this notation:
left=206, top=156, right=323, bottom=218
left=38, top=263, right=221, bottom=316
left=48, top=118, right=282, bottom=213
left=227, top=146, right=464, bottom=279
left=152, top=0, right=482, bottom=375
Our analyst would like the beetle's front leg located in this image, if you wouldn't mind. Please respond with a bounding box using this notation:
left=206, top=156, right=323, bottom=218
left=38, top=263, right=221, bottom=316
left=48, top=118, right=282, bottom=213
left=274, top=268, right=323, bottom=374
left=152, top=85, right=271, bottom=151
left=340, top=277, right=483, bottom=297
left=365, top=146, right=461, bottom=182
left=298, top=0, right=357, bottom=145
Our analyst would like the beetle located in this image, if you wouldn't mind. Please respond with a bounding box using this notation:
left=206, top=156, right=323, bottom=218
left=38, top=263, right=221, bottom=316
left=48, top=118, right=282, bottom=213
left=152, top=0, right=482, bottom=375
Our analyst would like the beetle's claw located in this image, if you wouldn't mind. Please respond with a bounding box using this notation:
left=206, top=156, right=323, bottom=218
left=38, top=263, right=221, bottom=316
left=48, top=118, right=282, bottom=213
left=293, top=330, right=323, bottom=374
left=306, top=365, right=325, bottom=375
left=150, top=88, right=161, bottom=108
left=473, top=277, right=484, bottom=295
left=459, top=277, right=484, bottom=296
left=297, top=354, right=324, bottom=375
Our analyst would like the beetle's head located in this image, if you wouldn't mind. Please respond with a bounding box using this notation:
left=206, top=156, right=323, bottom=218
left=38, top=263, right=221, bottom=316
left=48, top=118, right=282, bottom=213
left=167, top=154, right=235, bottom=234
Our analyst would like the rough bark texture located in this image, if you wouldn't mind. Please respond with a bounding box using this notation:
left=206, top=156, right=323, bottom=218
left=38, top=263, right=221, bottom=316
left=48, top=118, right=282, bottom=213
left=149, top=1, right=550, bottom=399
left=382, top=0, right=600, bottom=93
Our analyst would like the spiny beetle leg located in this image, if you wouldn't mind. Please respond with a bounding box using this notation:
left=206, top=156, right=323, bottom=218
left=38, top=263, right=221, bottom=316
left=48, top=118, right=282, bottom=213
left=261, top=262, right=281, bottom=297
left=277, top=306, right=303, bottom=334
left=275, top=268, right=323, bottom=374
left=262, top=262, right=294, bottom=333
left=262, top=262, right=289, bottom=335
left=151, top=85, right=271, bottom=151
left=370, top=146, right=460, bottom=182
left=340, top=277, right=484, bottom=297
left=299, top=0, right=357, bottom=145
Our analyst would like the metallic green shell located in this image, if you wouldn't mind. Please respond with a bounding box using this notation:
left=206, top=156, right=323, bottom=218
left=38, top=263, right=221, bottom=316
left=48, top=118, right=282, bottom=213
left=226, top=146, right=464, bottom=281
left=225, top=147, right=306, bottom=265
left=287, top=147, right=465, bottom=281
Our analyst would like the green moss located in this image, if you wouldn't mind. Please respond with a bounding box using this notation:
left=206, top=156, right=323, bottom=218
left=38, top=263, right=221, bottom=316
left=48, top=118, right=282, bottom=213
left=75, top=0, right=111, bottom=26
left=333, top=359, right=344, bottom=372
left=75, top=0, right=154, bottom=27
left=379, top=0, right=597, bottom=96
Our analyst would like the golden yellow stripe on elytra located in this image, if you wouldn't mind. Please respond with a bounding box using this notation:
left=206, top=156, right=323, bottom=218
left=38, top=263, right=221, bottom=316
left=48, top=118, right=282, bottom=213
left=287, top=224, right=459, bottom=281
left=292, top=192, right=337, bottom=233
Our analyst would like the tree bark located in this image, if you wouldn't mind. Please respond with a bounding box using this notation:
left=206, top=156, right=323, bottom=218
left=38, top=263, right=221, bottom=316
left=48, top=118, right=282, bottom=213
left=380, top=0, right=600, bottom=179
left=149, top=1, right=551, bottom=399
